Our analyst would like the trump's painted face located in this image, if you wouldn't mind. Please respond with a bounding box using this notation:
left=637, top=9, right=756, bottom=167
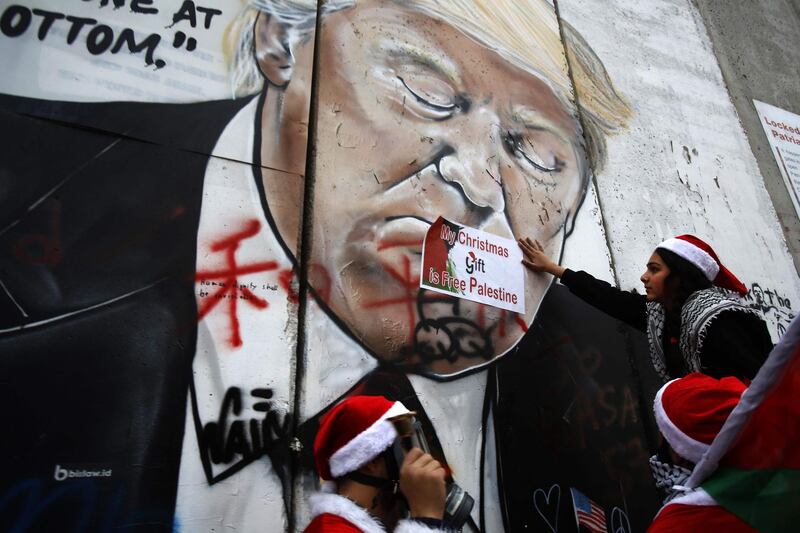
left=263, top=0, right=587, bottom=377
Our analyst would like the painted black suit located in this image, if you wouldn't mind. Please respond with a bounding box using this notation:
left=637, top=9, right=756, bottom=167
left=0, top=94, right=251, bottom=531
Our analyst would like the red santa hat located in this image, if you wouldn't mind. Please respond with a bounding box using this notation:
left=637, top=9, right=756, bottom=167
left=656, top=235, right=748, bottom=295
left=654, top=373, right=746, bottom=464
left=314, top=395, right=411, bottom=481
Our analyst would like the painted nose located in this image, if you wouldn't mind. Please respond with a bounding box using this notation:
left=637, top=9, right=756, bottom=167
left=437, top=108, right=505, bottom=213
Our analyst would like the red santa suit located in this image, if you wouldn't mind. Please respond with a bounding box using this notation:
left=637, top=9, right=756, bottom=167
left=650, top=318, right=800, bottom=532
left=304, top=492, right=445, bottom=533
left=648, top=488, right=755, bottom=532
left=302, top=395, right=448, bottom=533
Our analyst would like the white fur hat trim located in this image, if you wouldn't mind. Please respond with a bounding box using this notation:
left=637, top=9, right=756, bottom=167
left=657, top=238, right=719, bottom=281
left=329, top=401, right=410, bottom=478
left=653, top=379, right=710, bottom=464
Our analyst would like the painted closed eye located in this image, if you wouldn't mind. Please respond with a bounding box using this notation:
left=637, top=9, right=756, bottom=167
left=397, top=75, right=457, bottom=119
left=504, top=131, right=562, bottom=173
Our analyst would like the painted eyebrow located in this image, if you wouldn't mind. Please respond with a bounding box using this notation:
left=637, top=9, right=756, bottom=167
left=510, top=104, right=572, bottom=141
left=382, top=42, right=461, bottom=86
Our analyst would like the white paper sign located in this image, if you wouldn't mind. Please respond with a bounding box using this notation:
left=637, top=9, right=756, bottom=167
left=420, top=217, right=525, bottom=313
left=753, top=100, right=800, bottom=218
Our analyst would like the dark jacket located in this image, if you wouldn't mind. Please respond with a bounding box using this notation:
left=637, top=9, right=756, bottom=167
left=560, top=269, right=772, bottom=381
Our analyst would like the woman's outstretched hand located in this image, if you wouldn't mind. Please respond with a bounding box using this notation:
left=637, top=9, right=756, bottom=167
left=518, top=237, right=566, bottom=278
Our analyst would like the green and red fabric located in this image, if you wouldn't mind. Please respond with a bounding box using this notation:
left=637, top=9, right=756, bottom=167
left=652, top=315, right=800, bottom=532
left=648, top=499, right=755, bottom=532
left=422, top=217, right=461, bottom=294
left=696, top=320, right=800, bottom=533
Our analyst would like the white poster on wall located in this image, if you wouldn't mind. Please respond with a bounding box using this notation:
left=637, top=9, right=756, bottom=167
left=753, top=100, right=800, bottom=218
left=420, top=217, right=525, bottom=313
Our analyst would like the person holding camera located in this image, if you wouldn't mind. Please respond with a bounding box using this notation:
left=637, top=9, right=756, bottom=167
left=304, top=395, right=452, bottom=532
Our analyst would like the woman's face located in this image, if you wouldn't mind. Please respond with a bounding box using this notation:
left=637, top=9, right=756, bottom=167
left=641, top=252, right=672, bottom=305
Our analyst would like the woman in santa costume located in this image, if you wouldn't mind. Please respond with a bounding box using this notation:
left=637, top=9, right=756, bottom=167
left=646, top=373, right=753, bottom=530
left=646, top=356, right=800, bottom=533
left=519, top=234, right=772, bottom=381
left=303, top=395, right=452, bottom=533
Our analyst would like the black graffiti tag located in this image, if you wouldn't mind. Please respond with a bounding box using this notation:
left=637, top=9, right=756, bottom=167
left=744, top=282, right=795, bottom=336
left=201, top=387, right=292, bottom=467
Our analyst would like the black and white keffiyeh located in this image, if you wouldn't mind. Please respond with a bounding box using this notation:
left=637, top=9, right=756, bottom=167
left=646, top=287, right=762, bottom=380
left=648, top=455, right=693, bottom=504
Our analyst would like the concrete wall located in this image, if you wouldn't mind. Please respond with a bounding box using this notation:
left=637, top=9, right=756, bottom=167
left=558, top=0, right=800, bottom=339
left=0, top=1, right=797, bottom=532
left=693, top=0, right=800, bottom=274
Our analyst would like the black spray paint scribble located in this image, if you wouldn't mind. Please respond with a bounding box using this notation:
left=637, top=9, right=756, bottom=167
left=744, top=282, right=795, bottom=336
left=195, top=386, right=294, bottom=518
left=201, top=387, right=292, bottom=468
left=409, top=290, right=494, bottom=364
left=0, top=1, right=222, bottom=69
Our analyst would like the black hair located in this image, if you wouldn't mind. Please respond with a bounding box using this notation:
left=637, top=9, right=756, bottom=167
left=655, top=247, right=712, bottom=309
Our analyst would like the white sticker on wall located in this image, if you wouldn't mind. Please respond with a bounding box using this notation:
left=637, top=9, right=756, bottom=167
left=754, top=100, right=800, bottom=218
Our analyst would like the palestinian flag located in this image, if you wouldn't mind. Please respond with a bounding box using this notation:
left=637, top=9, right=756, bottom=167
left=686, top=315, right=800, bottom=532
left=421, top=217, right=463, bottom=295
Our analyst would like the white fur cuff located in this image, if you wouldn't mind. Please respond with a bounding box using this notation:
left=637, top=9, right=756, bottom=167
left=395, top=519, right=446, bottom=533
left=307, top=492, right=387, bottom=533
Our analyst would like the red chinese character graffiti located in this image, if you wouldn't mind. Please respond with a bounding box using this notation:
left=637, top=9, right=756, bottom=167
left=362, top=255, right=424, bottom=344
left=196, top=219, right=278, bottom=348
left=363, top=253, right=529, bottom=343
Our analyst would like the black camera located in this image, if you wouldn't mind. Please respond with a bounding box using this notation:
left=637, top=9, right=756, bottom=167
left=388, top=412, right=474, bottom=530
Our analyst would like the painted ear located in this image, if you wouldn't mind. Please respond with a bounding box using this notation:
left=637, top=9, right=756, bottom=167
left=254, top=12, right=294, bottom=88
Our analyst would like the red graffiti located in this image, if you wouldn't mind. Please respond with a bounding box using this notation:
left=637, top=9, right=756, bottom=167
left=278, top=264, right=332, bottom=305
left=467, top=296, right=529, bottom=337
left=195, top=220, right=278, bottom=348
left=278, top=269, right=297, bottom=304
left=376, top=238, right=423, bottom=252
left=362, top=255, right=528, bottom=343
left=363, top=255, right=420, bottom=344
left=498, top=309, right=529, bottom=337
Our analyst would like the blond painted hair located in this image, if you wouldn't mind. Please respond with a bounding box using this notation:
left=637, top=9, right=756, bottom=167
left=224, top=0, right=353, bottom=97
left=226, top=0, right=631, bottom=170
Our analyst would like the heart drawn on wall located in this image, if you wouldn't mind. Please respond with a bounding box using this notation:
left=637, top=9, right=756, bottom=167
left=533, top=484, right=561, bottom=533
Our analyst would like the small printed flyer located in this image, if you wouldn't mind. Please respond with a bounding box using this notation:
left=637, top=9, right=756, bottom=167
left=753, top=100, right=800, bottom=219
left=420, top=217, right=525, bottom=314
